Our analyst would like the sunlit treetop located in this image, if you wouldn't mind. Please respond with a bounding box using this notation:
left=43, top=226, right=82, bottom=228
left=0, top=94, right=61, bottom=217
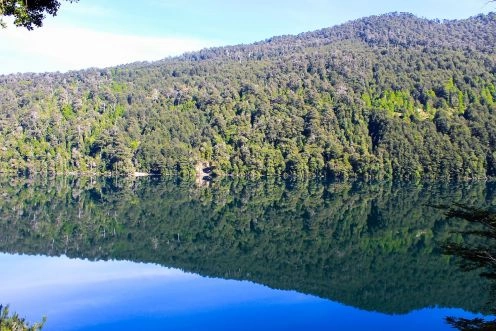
left=0, top=0, right=78, bottom=30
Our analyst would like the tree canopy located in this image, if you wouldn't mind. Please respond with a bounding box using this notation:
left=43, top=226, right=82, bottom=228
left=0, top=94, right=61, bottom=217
left=0, top=0, right=78, bottom=29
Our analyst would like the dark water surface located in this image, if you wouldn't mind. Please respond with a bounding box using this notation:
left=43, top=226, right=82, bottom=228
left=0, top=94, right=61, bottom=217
left=0, top=177, right=494, bottom=330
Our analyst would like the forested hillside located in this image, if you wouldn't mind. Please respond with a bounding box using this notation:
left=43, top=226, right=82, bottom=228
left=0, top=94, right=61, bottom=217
left=1, top=13, right=496, bottom=179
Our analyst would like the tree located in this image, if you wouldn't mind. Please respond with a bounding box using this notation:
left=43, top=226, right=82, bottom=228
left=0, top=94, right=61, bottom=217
left=438, top=205, right=496, bottom=330
left=0, top=0, right=78, bottom=30
left=0, top=305, right=45, bottom=330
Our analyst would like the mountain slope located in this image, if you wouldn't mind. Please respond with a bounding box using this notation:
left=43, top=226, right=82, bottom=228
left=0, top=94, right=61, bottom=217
left=1, top=13, right=496, bottom=179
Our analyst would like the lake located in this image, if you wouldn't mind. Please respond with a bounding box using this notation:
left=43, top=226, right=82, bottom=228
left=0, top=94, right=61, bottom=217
left=0, top=177, right=494, bottom=330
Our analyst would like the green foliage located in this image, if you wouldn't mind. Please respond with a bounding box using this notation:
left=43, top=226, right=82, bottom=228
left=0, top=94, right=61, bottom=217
left=0, top=0, right=78, bottom=30
left=0, top=305, right=45, bottom=331
left=370, top=90, right=415, bottom=114
left=61, top=104, right=75, bottom=120
left=1, top=13, right=496, bottom=179
left=437, top=206, right=496, bottom=329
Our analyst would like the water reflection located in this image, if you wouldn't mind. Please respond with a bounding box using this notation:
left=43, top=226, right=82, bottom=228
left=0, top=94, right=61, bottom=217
left=437, top=206, right=496, bottom=329
left=0, top=177, right=495, bottom=329
left=0, top=253, right=483, bottom=331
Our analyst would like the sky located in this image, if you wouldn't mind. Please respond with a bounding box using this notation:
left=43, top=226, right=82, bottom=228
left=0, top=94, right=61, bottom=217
left=0, top=0, right=494, bottom=74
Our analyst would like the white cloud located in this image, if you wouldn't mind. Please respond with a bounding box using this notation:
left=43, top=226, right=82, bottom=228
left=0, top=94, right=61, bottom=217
left=0, top=23, right=217, bottom=74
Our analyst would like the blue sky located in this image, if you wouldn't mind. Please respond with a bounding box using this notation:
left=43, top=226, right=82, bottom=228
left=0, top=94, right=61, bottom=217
left=0, top=0, right=493, bottom=74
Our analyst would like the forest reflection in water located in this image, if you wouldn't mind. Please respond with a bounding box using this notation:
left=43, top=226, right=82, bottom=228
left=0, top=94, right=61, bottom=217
left=435, top=205, right=496, bottom=330
left=0, top=176, right=495, bottom=328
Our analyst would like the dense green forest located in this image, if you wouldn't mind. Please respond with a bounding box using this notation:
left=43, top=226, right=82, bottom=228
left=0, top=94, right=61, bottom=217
left=1, top=13, right=496, bottom=179
left=0, top=177, right=494, bottom=314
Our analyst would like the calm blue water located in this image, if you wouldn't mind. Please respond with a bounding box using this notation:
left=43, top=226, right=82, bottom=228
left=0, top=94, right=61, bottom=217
left=0, top=178, right=495, bottom=330
left=0, top=253, right=482, bottom=331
